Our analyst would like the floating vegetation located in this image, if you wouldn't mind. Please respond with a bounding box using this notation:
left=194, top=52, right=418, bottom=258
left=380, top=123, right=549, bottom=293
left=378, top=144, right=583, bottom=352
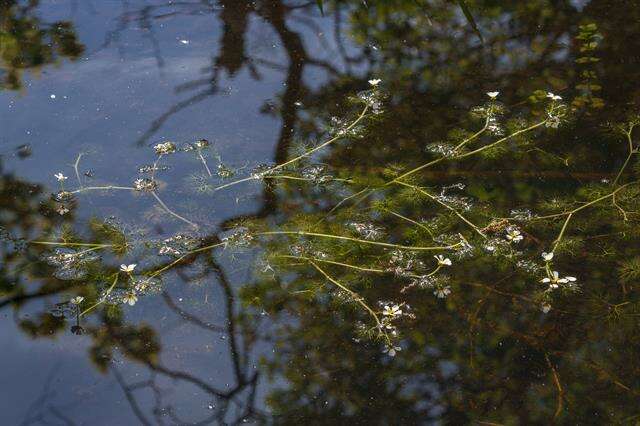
left=153, top=141, right=177, bottom=155
left=14, top=70, right=640, bottom=363
left=138, top=164, right=170, bottom=174
left=158, top=234, right=201, bottom=257
left=133, top=178, right=158, bottom=192
left=42, top=247, right=100, bottom=280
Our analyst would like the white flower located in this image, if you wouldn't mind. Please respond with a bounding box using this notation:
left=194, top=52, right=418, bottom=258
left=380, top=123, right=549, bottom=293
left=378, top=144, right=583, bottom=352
left=546, top=92, right=562, bottom=101
left=541, top=270, right=560, bottom=283
left=541, top=271, right=566, bottom=289
left=120, top=264, right=137, bottom=273
left=122, top=292, right=138, bottom=306
left=368, top=78, right=382, bottom=87
left=434, top=255, right=452, bottom=266
left=486, top=91, right=500, bottom=99
left=542, top=252, right=554, bottom=261
left=541, top=303, right=551, bottom=313
left=382, top=304, right=402, bottom=317
left=383, top=344, right=402, bottom=357
left=434, top=286, right=451, bottom=298
left=70, top=296, right=84, bottom=305
left=541, top=271, right=577, bottom=290
left=506, top=227, right=523, bottom=243
left=54, top=173, right=67, bottom=181
left=56, top=206, right=69, bottom=215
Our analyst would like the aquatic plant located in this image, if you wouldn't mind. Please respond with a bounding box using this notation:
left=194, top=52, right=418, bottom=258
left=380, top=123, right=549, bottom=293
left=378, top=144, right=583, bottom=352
left=24, top=74, right=640, bottom=362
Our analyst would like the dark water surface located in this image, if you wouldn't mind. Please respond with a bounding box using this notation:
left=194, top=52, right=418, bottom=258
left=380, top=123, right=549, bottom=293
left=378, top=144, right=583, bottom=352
left=2, top=1, right=640, bottom=424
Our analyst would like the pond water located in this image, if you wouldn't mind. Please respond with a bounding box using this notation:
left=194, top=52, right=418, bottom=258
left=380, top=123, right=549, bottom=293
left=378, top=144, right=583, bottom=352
left=1, top=1, right=640, bottom=424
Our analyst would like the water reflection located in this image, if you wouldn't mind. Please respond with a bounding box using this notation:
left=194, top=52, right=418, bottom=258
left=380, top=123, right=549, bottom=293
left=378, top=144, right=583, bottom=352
left=2, top=0, right=640, bottom=424
left=1, top=0, right=83, bottom=90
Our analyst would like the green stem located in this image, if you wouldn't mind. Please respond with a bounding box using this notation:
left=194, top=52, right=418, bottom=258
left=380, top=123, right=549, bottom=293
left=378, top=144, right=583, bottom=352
left=378, top=207, right=434, bottom=238
left=74, top=152, right=84, bottom=188
left=394, top=181, right=486, bottom=238
left=548, top=181, right=638, bottom=250
left=279, top=254, right=443, bottom=280
left=212, top=103, right=370, bottom=192
left=148, top=242, right=226, bottom=278
left=612, top=124, right=637, bottom=186
left=389, top=116, right=490, bottom=184
left=30, top=241, right=112, bottom=248
left=310, top=261, right=390, bottom=345
left=197, top=150, right=213, bottom=177
left=278, top=255, right=386, bottom=273
left=151, top=191, right=198, bottom=229
left=257, top=230, right=460, bottom=251
left=454, top=119, right=548, bottom=160
left=80, top=273, right=118, bottom=317
left=70, top=186, right=135, bottom=194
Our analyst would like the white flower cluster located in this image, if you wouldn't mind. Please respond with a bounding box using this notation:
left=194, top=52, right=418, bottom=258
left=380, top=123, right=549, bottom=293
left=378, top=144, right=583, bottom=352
left=301, top=165, right=333, bottom=184
left=541, top=271, right=577, bottom=290
left=221, top=227, right=254, bottom=248
left=487, top=115, right=503, bottom=136
left=538, top=251, right=579, bottom=309
left=401, top=274, right=435, bottom=293
left=132, top=276, right=161, bottom=294
left=133, top=178, right=158, bottom=192
left=359, top=87, right=384, bottom=114
left=383, top=344, right=402, bottom=357
left=510, top=209, right=534, bottom=221
left=546, top=91, right=562, bottom=101
left=54, top=190, right=73, bottom=202
left=544, top=92, right=565, bottom=129
left=42, top=248, right=99, bottom=280
left=158, top=234, right=200, bottom=257
left=378, top=301, right=415, bottom=357
left=350, top=221, right=384, bottom=240
left=546, top=114, right=562, bottom=129
left=435, top=193, right=474, bottom=211
left=387, top=250, right=424, bottom=277
left=153, top=141, right=177, bottom=155
left=70, top=296, right=84, bottom=305
left=138, top=164, right=166, bottom=174
left=249, top=163, right=277, bottom=180
left=433, top=285, right=452, bottom=299
left=516, top=259, right=541, bottom=274
left=426, top=143, right=456, bottom=157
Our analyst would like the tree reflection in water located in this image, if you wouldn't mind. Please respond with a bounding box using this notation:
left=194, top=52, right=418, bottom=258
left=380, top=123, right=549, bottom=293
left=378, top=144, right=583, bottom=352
left=1, top=0, right=83, bottom=90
